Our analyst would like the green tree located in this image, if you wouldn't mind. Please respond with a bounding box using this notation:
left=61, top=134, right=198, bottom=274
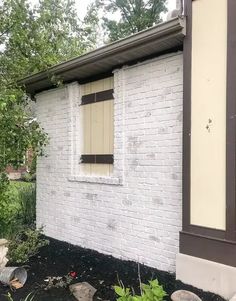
left=0, top=0, right=96, bottom=194
left=0, top=0, right=95, bottom=84
left=83, top=1, right=102, bottom=47
left=100, top=0, right=167, bottom=42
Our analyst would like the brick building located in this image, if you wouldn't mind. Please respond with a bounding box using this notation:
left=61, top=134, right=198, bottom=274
left=20, top=1, right=236, bottom=298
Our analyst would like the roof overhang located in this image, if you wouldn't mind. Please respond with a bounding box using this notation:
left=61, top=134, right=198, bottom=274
left=19, top=17, right=186, bottom=96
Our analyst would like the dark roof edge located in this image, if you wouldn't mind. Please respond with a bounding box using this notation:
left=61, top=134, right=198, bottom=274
left=19, top=17, right=185, bottom=87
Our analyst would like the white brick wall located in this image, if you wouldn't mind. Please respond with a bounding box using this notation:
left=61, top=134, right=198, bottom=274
left=36, top=52, right=183, bottom=272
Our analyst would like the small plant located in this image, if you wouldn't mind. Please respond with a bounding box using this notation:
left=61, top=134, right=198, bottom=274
left=114, top=279, right=167, bottom=301
left=43, top=271, right=78, bottom=290
left=5, top=293, right=13, bottom=301
left=18, top=183, right=36, bottom=225
left=7, top=227, right=49, bottom=264
left=6, top=292, right=35, bottom=301
left=21, top=172, right=36, bottom=183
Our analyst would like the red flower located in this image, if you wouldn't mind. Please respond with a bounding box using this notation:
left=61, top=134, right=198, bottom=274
left=69, top=271, right=77, bottom=278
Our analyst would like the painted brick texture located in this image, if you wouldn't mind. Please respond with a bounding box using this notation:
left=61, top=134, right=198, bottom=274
left=36, top=53, right=183, bottom=272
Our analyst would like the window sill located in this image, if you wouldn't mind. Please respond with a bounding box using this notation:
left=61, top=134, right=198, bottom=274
left=68, top=175, right=123, bottom=185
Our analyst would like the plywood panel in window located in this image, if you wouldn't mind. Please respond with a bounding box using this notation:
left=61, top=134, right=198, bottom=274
left=81, top=77, right=114, bottom=96
left=103, top=100, right=114, bottom=154
left=82, top=105, right=91, bottom=154
left=91, top=164, right=110, bottom=176
left=80, top=164, right=91, bottom=175
left=91, top=102, right=104, bottom=154
left=80, top=77, right=114, bottom=176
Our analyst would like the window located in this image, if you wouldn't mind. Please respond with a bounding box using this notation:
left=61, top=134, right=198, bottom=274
left=80, top=77, right=114, bottom=176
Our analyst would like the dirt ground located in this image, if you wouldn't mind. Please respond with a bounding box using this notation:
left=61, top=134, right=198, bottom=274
left=0, top=238, right=226, bottom=301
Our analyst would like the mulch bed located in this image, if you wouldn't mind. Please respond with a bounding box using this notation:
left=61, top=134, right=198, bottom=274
left=0, top=237, right=225, bottom=301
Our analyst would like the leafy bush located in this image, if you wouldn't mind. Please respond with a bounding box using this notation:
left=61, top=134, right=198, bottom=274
left=114, top=279, right=167, bottom=301
left=0, top=182, right=21, bottom=238
left=7, top=227, right=49, bottom=264
left=0, top=181, right=36, bottom=238
left=0, top=180, right=46, bottom=264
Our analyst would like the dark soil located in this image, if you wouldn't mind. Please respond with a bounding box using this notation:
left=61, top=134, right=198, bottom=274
left=0, top=238, right=226, bottom=301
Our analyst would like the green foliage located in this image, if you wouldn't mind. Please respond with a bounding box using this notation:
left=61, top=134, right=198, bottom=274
left=0, top=182, right=46, bottom=265
left=21, top=172, right=36, bottom=182
left=17, top=182, right=36, bottom=225
left=99, top=0, right=168, bottom=42
left=6, top=292, right=35, bottom=301
left=0, top=0, right=95, bottom=83
left=5, top=293, right=14, bottom=301
left=0, top=181, right=36, bottom=238
left=114, top=279, right=167, bottom=301
left=0, top=89, right=48, bottom=173
left=23, top=292, right=35, bottom=301
left=83, top=1, right=101, bottom=48
left=0, top=182, right=22, bottom=238
left=141, top=280, right=167, bottom=301
left=0, top=0, right=98, bottom=197
left=7, top=227, right=49, bottom=264
left=29, top=155, right=37, bottom=175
